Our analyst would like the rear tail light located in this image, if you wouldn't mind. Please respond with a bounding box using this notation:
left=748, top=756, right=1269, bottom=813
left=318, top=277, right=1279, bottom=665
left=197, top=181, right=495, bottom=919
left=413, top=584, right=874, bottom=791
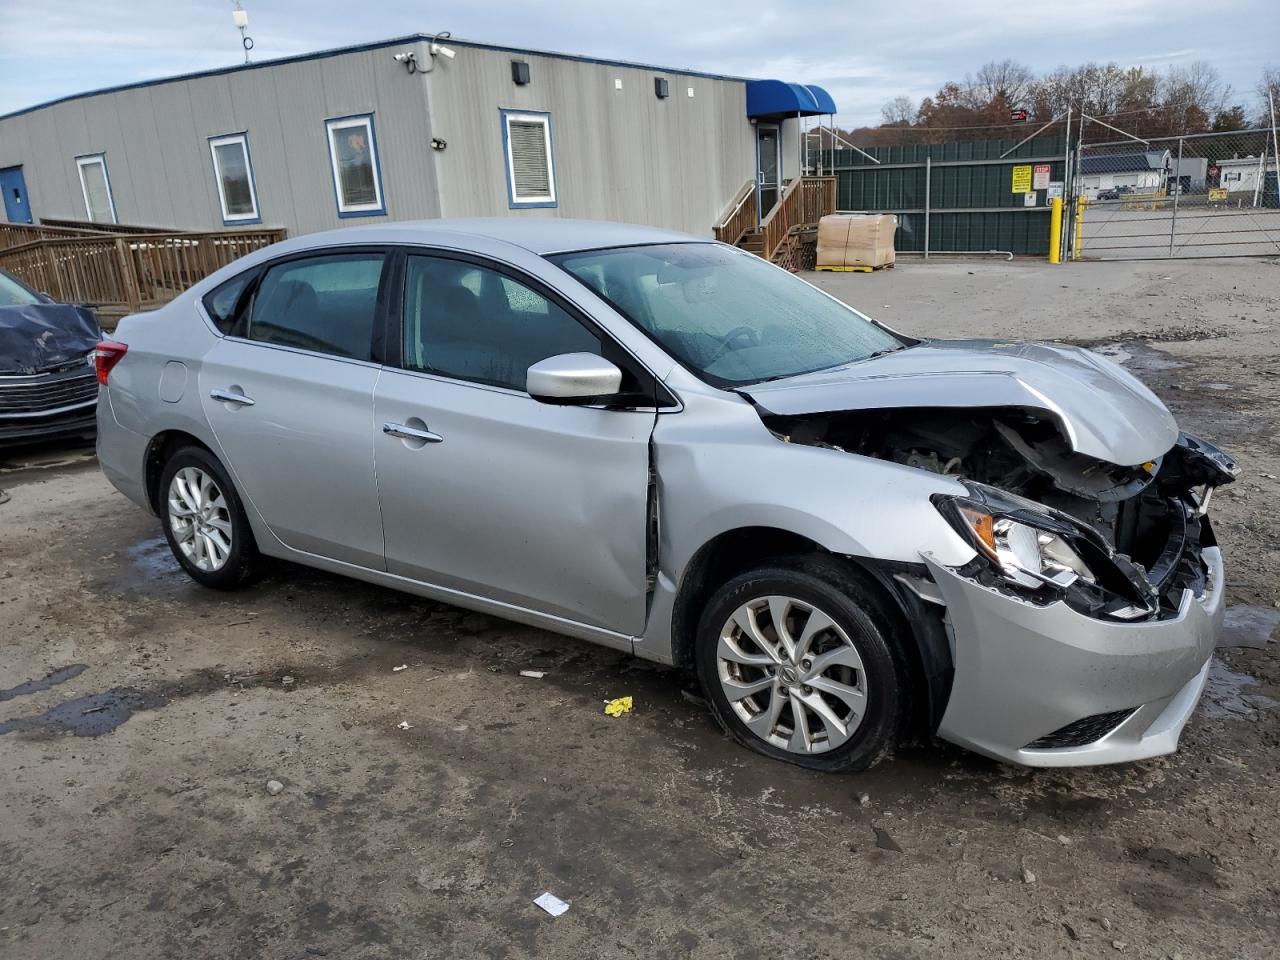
left=95, top=341, right=128, bottom=385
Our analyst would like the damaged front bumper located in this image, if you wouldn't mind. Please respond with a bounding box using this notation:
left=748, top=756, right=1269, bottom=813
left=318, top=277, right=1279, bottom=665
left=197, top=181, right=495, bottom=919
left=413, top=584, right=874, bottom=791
left=921, top=544, right=1223, bottom=767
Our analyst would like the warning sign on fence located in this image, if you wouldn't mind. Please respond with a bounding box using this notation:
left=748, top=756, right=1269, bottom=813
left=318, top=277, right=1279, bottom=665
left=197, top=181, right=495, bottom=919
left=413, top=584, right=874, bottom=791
left=1033, top=164, right=1051, bottom=190
left=1011, top=165, right=1032, bottom=193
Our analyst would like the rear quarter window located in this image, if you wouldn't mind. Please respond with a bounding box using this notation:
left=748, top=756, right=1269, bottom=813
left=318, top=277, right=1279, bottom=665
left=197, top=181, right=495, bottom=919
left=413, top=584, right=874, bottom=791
left=202, top=270, right=256, bottom=334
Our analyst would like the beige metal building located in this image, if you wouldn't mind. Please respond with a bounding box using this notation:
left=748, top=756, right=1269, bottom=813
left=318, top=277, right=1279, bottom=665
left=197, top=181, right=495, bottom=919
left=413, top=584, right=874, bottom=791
left=0, top=33, right=837, bottom=238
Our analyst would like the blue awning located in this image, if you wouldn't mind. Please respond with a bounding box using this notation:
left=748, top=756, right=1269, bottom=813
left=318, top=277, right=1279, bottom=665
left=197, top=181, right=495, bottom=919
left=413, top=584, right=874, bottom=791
left=746, top=80, right=837, bottom=119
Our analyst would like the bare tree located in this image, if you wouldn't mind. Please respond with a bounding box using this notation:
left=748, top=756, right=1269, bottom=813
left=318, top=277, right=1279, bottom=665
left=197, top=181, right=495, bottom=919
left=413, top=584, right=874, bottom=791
left=1032, top=62, right=1128, bottom=117
left=1162, top=61, right=1230, bottom=132
left=1258, top=66, right=1280, bottom=125
left=880, top=96, right=916, bottom=126
left=966, top=59, right=1035, bottom=109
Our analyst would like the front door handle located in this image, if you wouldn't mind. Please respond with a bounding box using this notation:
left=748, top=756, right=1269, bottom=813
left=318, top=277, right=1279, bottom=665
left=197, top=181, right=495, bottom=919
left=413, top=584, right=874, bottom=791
left=383, top=421, right=443, bottom=443
left=210, top=388, right=255, bottom=406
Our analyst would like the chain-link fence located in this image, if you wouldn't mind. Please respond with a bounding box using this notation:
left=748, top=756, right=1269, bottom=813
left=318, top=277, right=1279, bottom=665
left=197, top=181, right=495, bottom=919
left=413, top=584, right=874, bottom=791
left=1075, top=128, right=1280, bottom=260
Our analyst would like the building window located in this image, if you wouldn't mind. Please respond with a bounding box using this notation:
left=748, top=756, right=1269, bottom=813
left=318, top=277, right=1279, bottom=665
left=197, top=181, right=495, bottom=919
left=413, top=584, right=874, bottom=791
left=501, top=110, right=556, bottom=208
left=208, top=133, right=260, bottom=224
left=76, top=154, right=117, bottom=224
left=324, top=114, right=385, bottom=217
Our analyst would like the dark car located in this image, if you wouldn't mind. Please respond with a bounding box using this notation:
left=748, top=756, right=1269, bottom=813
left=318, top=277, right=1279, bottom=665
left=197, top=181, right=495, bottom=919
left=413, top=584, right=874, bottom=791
left=0, top=269, right=102, bottom=448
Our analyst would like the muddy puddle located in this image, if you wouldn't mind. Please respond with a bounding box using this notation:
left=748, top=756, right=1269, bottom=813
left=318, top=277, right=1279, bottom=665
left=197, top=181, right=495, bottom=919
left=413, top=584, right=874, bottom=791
left=0, top=663, right=88, bottom=703
left=1091, top=341, right=1189, bottom=373
left=1202, top=658, right=1280, bottom=720
left=1219, top=605, right=1280, bottom=649
left=0, top=687, right=166, bottom=737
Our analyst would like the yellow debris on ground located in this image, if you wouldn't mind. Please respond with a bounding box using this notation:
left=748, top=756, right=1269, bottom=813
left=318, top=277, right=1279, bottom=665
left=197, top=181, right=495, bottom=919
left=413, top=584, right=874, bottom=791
left=603, top=696, right=633, bottom=717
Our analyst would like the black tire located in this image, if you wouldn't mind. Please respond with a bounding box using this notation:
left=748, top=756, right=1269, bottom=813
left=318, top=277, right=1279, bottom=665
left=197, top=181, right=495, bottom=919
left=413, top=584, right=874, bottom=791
left=694, top=556, right=906, bottom=772
left=157, top=445, right=260, bottom=590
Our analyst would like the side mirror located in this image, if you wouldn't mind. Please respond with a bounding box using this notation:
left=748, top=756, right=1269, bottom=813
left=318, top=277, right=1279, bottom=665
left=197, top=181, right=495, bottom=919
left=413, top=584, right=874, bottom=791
left=527, top=353, right=623, bottom=404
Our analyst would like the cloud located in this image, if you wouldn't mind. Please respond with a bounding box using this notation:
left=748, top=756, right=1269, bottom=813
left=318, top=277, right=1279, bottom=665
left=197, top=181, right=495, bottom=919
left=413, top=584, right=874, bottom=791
left=0, top=0, right=1276, bottom=121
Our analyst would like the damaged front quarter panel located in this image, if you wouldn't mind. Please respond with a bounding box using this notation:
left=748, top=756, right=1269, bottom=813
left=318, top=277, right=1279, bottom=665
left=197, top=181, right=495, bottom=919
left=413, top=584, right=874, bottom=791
left=749, top=399, right=1235, bottom=624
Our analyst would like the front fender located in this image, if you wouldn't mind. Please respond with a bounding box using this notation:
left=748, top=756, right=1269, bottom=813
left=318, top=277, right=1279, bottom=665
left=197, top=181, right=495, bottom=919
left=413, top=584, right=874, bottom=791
left=639, top=389, right=976, bottom=661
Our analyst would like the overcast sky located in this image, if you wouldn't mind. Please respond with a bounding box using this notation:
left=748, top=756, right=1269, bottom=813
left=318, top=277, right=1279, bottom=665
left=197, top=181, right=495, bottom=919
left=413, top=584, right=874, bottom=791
left=1, top=0, right=1277, bottom=124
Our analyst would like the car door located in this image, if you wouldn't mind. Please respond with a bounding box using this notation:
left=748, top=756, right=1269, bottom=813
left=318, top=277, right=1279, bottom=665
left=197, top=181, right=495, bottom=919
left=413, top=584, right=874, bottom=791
left=200, top=249, right=388, bottom=569
left=373, top=251, right=658, bottom=638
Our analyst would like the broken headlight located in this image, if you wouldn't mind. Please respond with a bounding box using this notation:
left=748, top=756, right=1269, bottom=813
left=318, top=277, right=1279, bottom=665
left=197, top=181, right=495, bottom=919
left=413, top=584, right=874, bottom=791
left=935, top=482, right=1162, bottom=617
left=953, top=504, right=1096, bottom=590
left=932, top=482, right=1108, bottom=594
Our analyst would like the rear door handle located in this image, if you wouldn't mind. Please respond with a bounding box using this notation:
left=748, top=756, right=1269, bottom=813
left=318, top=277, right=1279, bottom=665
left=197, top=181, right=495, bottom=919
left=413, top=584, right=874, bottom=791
left=210, top=388, right=255, bottom=406
left=383, top=421, right=443, bottom=443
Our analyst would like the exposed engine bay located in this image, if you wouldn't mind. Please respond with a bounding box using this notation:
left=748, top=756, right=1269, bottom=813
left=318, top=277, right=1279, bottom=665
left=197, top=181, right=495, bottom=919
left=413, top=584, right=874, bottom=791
left=761, top=406, right=1238, bottom=621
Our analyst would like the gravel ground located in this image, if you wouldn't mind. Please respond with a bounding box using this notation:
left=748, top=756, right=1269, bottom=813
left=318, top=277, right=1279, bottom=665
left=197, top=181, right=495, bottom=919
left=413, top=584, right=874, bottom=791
left=3, top=255, right=1279, bottom=959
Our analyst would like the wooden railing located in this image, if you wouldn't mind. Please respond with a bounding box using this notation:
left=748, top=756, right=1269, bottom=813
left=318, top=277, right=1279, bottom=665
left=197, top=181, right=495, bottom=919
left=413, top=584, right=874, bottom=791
left=0, top=228, right=287, bottom=311
left=759, top=177, right=837, bottom=260
left=0, top=222, right=105, bottom=251
left=38, top=217, right=178, bottom=235
left=713, top=178, right=757, bottom=246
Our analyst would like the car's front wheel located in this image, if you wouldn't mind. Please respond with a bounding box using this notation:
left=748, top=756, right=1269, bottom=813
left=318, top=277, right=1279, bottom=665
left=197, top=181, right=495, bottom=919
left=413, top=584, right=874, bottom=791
left=695, top=557, right=906, bottom=771
left=158, top=446, right=260, bottom=590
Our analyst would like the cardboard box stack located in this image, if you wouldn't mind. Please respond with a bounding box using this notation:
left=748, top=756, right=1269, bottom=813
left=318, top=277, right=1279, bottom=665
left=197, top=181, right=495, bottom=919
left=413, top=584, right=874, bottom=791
left=816, top=214, right=898, bottom=269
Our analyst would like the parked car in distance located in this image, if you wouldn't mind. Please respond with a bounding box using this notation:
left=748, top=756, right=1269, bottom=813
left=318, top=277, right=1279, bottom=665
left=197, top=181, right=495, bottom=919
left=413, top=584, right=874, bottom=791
left=96, top=220, right=1236, bottom=770
left=0, top=269, right=101, bottom=448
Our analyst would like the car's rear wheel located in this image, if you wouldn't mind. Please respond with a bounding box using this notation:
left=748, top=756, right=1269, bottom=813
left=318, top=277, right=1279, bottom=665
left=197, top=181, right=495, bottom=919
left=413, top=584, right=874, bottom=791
left=159, top=446, right=260, bottom=590
left=695, top=557, right=905, bottom=771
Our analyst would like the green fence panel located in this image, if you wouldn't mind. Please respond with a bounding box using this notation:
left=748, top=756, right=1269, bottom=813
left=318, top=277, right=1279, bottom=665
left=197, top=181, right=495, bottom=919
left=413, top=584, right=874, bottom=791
left=821, top=137, right=1066, bottom=254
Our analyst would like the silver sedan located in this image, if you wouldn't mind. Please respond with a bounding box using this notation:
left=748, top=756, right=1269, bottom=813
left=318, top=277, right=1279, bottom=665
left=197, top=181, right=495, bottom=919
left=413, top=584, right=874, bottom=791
left=95, top=219, right=1235, bottom=770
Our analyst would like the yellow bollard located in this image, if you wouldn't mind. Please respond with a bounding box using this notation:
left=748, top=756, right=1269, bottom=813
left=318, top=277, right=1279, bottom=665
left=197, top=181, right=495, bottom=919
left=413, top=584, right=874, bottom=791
left=1048, top=197, right=1062, bottom=264
left=1073, top=196, right=1087, bottom=260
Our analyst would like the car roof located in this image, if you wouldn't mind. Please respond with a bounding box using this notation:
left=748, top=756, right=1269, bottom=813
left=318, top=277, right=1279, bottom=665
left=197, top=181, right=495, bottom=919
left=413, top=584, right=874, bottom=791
left=296, top=218, right=706, bottom=256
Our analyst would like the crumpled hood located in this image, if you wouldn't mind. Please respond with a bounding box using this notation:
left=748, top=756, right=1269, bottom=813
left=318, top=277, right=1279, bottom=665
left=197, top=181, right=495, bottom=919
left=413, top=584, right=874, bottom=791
left=0, top=304, right=101, bottom=375
left=742, top=339, right=1179, bottom=466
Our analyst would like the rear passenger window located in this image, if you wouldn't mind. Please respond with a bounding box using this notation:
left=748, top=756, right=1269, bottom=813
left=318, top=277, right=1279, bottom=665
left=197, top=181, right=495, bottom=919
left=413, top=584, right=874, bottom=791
left=402, top=255, right=599, bottom=390
left=203, top=270, right=256, bottom=334
left=249, top=254, right=385, bottom=360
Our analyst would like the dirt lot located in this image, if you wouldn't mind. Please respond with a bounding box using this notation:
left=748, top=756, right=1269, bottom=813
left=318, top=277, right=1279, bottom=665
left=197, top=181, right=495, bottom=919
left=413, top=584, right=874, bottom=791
left=3, top=256, right=1279, bottom=959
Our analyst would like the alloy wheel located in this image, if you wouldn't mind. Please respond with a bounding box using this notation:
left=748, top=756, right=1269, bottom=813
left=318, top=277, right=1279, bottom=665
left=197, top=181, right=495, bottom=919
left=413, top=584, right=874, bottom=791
left=716, top=595, right=867, bottom=754
left=167, top=466, right=233, bottom=573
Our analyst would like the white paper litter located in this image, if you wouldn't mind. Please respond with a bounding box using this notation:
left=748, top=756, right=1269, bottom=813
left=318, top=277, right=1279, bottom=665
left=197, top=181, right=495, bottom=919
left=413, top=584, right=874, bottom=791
left=392, top=665, right=408, bottom=672
left=396, top=720, right=412, bottom=731
left=534, top=891, right=569, bottom=916
left=519, top=670, right=546, bottom=679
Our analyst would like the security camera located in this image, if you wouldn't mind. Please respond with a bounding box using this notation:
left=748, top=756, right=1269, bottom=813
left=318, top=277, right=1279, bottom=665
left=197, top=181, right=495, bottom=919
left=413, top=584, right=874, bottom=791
left=393, top=51, right=415, bottom=63
left=430, top=43, right=456, bottom=60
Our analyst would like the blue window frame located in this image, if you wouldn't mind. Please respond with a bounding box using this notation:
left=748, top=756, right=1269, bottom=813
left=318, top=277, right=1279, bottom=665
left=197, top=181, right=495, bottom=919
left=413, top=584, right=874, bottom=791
left=208, top=132, right=261, bottom=225
left=325, top=113, right=386, bottom=218
left=500, top=109, right=557, bottom=209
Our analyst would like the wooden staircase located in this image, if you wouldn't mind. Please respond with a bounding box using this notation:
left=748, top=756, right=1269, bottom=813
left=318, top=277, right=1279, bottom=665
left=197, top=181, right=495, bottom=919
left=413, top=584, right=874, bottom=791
left=713, top=177, right=836, bottom=269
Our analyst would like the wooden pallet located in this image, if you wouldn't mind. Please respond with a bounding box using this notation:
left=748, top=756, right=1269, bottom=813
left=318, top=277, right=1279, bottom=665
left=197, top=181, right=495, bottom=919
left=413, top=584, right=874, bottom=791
left=815, top=262, right=894, bottom=273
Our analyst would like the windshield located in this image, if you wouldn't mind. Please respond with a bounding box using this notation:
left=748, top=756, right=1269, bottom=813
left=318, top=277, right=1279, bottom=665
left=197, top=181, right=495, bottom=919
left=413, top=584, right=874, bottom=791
left=550, top=243, right=905, bottom=386
left=0, top=272, right=41, bottom=308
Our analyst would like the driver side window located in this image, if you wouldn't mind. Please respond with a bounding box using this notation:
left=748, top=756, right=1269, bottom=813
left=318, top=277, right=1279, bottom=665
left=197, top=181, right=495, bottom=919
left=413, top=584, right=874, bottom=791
left=249, top=253, right=385, bottom=361
left=402, top=254, right=600, bottom=391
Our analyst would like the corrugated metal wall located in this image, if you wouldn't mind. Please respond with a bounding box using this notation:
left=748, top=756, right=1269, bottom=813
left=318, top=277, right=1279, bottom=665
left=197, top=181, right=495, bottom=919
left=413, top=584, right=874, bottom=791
left=423, top=48, right=754, bottom=234
left=823, top=138, right=1067, bottom=254
left=0, top=38, right=758, bottom=239
left=0, top=41, right=442, bottom=236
